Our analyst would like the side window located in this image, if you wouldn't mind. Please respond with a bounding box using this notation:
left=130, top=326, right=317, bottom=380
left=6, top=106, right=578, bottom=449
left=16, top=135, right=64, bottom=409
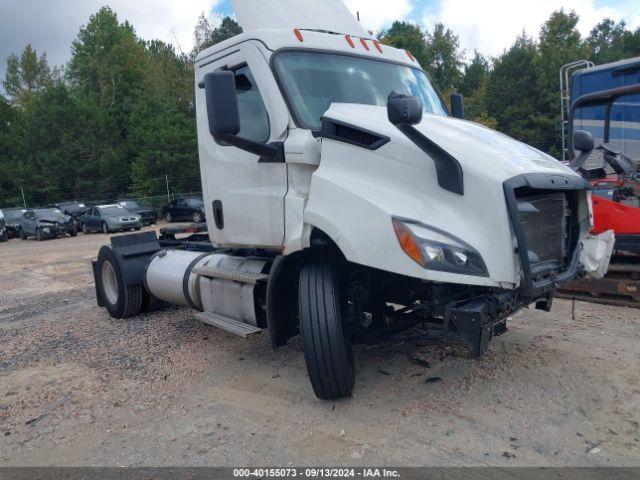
left=234, top=66, right=270, bottom=144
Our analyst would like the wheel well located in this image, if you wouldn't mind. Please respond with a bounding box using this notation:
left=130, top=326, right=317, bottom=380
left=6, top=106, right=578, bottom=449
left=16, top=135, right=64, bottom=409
left=266, top=227, right=348, bottom=348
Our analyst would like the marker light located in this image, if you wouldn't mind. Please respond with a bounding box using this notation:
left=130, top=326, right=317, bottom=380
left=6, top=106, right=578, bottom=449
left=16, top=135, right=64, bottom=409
left=345, top=35, right=355, bottom=48
left=392, top=219, right=425, bottom=267
left=293, top=28, right=304, bottom=42
left=406, top=50, right=415, bottom=62
left=373, top=41, right=383, bottom=53
left=360, top=38, right=370, bottom=51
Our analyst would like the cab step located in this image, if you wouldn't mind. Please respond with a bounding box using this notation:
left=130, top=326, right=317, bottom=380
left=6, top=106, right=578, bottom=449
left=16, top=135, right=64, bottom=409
left=194, top=311, right=262, bottom=337
left=192, top=265, right=269, bottom=284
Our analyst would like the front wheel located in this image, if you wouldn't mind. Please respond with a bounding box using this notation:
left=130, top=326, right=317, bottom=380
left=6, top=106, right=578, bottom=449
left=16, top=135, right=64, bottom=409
left=36, top=228, right=44, bottom=241
left=102, top=222, right=110, bottom=234
left=298, top=262, right=355, bottom=400
left=20, top=228, right=26, bottom=241
left=192, top=212, right=203, bottom=223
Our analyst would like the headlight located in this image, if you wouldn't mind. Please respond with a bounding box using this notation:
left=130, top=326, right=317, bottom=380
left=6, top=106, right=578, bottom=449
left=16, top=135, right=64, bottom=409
left=392, top=218, right=488, bottom=277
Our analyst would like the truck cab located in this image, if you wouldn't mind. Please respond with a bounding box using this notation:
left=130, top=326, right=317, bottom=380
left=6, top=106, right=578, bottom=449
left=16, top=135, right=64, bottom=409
left=92, top=0, right=612, bottom=400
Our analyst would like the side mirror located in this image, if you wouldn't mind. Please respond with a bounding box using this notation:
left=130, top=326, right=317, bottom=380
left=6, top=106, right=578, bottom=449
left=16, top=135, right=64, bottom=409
left=204, top=71, right=240, bottom=137
left=573, top=130, right=594, bottom=152
left=387, top=92, right=423, bottom=125
left=201, top=71, right=283, bottom=163
left=450, top=93, right=465, bottom=119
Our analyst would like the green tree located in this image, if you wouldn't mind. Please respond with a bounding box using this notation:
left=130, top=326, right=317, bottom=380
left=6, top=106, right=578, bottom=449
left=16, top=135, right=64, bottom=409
left=192, top=15, right=243, bottom=58
left=586, top=19, right=639, bottom=64
left=459, top=51, right=489, bottom=97
left=486, top=34, right=548, bottom=149
left=380, top=21, right=430, bottom=68
left=424, top=23, right=464, bottom=91
left=536, top=10, right=588, bottom=155
left=3, top=44, right=52, bottom=106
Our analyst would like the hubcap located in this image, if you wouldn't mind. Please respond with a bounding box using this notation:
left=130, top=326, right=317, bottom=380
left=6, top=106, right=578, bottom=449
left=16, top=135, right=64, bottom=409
left=101, top=261, right=118, bottom=305
left=194, top=213, right=202, bottom=223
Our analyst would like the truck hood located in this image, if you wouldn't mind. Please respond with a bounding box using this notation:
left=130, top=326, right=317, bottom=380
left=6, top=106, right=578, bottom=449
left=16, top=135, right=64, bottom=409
left=324, top=104, right=579, bottom=183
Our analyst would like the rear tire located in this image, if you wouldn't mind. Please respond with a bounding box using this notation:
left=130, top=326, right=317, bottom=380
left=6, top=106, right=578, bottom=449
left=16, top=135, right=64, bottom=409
left=298, top=262, right=355, bottom=400
left=1, top=230, right=7, bottom=242
left=82, top=223, right=88, bottom=234
left=70, top=226, right=78, bottom=237
left=95, top=246, right=143, bottom=319
left=165, top=212, right=172, bottom=223
left=141, top=290, right=167, bottom=313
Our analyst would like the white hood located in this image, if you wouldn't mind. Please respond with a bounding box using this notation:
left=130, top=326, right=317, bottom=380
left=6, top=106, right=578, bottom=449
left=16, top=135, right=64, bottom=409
left=230, top=0, right=368, bottom=37
left=323, top=103, right=579, bottom=183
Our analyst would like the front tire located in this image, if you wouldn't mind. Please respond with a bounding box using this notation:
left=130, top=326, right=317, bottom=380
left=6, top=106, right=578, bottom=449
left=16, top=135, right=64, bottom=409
left=298, top=262, right=355, bottom=400
left=20, top=228, right=26, bottom=241
left=102, top=222, right=110, bottom=234
left=36, top=228, right=43, bottom=241
left=95, top=246, right=143, bottom=319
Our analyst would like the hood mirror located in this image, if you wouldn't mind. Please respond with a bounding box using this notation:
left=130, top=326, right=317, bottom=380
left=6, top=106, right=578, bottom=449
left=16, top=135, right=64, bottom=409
left=573, top=130, right=594, bottom=152
left=450, top=93, right=465, bottom=120
left=387, top=92, right=423, bottom=126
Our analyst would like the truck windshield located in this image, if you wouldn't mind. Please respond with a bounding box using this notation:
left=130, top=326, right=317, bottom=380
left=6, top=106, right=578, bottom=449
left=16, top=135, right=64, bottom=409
left=273, top=51, right=447, bottom=130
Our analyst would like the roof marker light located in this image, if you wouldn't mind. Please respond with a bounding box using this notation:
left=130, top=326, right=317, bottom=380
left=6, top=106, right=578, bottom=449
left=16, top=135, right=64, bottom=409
left=294, top=28, right=304, bottom=42
left=360, top=38, right=370, bottom=51
left=345, top=35, right=355, bottom=48
left=406, top=50, right=416, bottom=62
left=373, top=40, right=383, bottom=53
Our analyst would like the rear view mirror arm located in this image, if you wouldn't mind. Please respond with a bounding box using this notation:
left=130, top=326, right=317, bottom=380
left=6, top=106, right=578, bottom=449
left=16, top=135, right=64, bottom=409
left=215, top=133, right=285, bottom=163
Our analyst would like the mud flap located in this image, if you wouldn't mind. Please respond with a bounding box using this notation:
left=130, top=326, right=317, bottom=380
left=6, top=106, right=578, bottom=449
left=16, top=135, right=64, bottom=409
left=580, top=230, right=615, bottom=279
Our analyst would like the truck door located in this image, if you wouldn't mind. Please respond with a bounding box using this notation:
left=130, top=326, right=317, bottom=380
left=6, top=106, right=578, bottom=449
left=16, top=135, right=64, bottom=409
left=196, top=43, right=289, bottom=248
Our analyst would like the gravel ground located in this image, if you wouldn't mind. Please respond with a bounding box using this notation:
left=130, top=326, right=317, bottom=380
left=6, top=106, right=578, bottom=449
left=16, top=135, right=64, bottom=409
left=0, top=226, right=639, bottom=467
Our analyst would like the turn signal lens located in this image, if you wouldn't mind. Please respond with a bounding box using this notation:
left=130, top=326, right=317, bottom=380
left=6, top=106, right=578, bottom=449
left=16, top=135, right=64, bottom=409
left=393, top=219, right=425, bottom=267
left=293, top=28, right=304, bottom=42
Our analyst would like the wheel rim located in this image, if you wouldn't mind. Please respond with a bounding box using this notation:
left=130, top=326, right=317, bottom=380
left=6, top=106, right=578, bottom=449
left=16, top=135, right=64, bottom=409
left=166, top=212, right=171, bottom=222
left=193, top=213, right=202, bottom=223
left=101, top=261, right=118, bottom=305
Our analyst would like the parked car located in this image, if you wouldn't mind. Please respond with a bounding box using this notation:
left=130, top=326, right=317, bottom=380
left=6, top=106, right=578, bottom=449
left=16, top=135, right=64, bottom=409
left=1, top=208, right=26, bottom=239
left=163, top=196, right=205, bottom=223
left=0, top=210, right=7, bottom=242
left=19, top=208, right=77, bottom=241
left=80, top=205, right=142, bottom=234
left=53, top=201, right=89, bottom=228
left=117, top=200, right=157, bottom=225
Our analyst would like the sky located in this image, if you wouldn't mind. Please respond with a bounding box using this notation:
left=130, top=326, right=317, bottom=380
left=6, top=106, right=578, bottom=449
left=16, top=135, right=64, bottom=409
left=1, top=0, right=639, bottom=82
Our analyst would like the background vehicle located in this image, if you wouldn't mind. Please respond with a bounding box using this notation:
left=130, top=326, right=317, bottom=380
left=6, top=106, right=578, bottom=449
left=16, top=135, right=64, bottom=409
left=81, top=205, right=142, bottom=234
left=91, top=0, right=610, bottom=400
left=53, top=201, right=89, bottom=228
left=1, top=208, right=26, bottom=239
left=0, top=210, right=7, bottom=242
left=558, top=58, right=640, bottom=306
left=19, top=208, right=77, bottom=241
left=162, top=196, right=205, bottom=223
left=118, top=200, right=157, bottom=226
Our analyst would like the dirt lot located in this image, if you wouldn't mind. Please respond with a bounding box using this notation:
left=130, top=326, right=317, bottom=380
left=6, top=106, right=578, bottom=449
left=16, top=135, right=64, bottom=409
left=0, top=226, right=639, bottom=467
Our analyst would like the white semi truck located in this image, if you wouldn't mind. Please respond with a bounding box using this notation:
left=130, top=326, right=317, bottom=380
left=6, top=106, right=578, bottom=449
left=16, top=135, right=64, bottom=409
left=92, top=0, right=612, bottom=399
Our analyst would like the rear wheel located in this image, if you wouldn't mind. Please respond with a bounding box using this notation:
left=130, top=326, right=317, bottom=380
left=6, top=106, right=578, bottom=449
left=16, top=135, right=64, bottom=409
left=95, top=246, right=143, bottom=319
left=298, top=262, right=355, bottom=400
left=70, top=226, right=78, bottom=237
left=193, top=212, right=203, bottom=223
left=81, top=223, right=88, bottom=234
left=1, top=230, right=7, bottom=242
left=165, top=211, right=172, bottom=223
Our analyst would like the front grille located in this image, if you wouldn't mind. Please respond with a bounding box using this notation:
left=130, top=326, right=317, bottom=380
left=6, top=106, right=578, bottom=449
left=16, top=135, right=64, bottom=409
left=518, top=193, right=567, bottom=267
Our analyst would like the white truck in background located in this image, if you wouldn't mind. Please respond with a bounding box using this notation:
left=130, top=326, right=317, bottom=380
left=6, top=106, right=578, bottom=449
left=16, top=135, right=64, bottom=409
left=92, top=0, right=611, bottom=399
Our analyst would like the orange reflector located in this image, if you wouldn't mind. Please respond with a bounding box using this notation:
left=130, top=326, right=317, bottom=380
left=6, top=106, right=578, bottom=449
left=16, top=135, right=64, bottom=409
left=345, top=35, right=355, bottom=48
left=373, top=40, right=383, bottom=53
left=392, top=219, right=425, bottom=267
left=360, top=38, right=370, bottom=51
left=293, top=28, right=304, bottom=42
left=406, top=50, right=415, bottom=62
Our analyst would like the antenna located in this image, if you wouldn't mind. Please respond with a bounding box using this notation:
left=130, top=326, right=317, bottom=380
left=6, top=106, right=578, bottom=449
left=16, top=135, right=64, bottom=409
left=170, top=29, right=185, bottom=56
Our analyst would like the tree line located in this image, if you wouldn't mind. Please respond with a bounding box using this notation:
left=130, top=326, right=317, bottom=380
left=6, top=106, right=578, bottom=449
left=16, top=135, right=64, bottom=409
left=1, top=7, right=639, bottom=207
